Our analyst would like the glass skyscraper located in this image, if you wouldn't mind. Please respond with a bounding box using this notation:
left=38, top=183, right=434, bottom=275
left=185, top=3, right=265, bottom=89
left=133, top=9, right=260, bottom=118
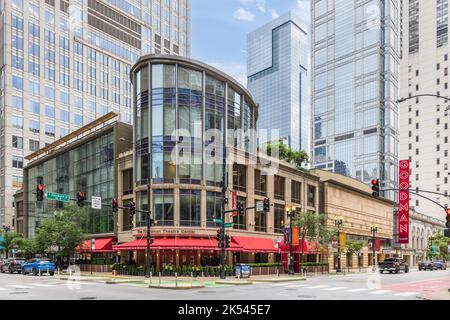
left=247, top=11, right=310, bottom=154
left=311, top=0, right=400, bottom=200
left=0, top=0, right=190, bottom=228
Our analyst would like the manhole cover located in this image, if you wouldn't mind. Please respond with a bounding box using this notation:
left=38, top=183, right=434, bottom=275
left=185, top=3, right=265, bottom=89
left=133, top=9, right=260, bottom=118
left=297, top=295, right=316, bottom=298
left=80, top=297, right=97, bottom=300
left=10, top=292, right=28, bottom=294
left=198, top=291, right=216, bottom=294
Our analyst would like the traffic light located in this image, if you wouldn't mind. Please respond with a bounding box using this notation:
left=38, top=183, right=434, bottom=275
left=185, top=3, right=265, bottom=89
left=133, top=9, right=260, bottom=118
left=224, top=234, right=231, bottom=248
left=112, top=199, right=119, bottom=212
left=263, top=198, right=270, bottom=212
left=237, top=201, right=245, bottom=215
left=77, top=191, right=85, bottom=207
left=129, top=201, right=136, bottom=215
left=216, top=229, right=223, bottom=247
left=446, top=207, right=450, bottom=228
left=36, top=184, right=45, bottom=202
left=371, top=179, right=380, bottom=197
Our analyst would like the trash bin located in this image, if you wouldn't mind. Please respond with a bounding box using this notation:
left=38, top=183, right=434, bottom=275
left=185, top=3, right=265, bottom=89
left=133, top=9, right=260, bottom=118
left=234, top=264, right=251, bottom=279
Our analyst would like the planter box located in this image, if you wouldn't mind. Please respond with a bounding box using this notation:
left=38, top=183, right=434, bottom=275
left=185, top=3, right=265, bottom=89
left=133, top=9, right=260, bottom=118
left=79, top=264, right=111, bottom=273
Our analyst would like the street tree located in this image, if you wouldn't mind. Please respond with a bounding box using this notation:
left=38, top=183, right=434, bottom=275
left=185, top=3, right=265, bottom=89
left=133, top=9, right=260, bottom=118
left=345, top=240, right=365, bottom=272
left=426, top=231, right=450, bottom=261
left=34, top=204, right=88, bottom=265
left=0, top=232, right=24, bottom=258
left=292, top=212, right=337, bottom=271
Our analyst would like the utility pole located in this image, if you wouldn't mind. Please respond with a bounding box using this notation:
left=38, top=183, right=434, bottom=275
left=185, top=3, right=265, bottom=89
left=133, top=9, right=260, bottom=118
left=220, top=112, right=227, bottom=280
left=335, top=217, right=343, bottom=273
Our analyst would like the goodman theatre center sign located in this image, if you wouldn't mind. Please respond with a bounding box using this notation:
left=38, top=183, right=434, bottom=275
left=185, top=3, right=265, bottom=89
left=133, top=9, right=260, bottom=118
left=398, top=160, right=410, bottom=244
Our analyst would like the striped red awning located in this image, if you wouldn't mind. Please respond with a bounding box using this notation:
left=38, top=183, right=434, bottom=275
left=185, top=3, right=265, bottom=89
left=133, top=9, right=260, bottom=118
left=231, top=236, right=279, bottom=253
left=114, top=237, right=243, bottom=251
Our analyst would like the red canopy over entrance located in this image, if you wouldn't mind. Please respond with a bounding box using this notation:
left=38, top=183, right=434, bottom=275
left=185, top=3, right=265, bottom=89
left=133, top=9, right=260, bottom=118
left=114, top=237, right=243, bottom=251
left=76, top=238, right=115, bottom=253
left=277, top=240, right=320, bottom=253
left=231, top=236, right=279, bottom=253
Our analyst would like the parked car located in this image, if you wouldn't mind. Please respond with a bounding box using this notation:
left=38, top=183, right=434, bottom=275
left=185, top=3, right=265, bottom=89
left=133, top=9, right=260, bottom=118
left=418, top=261, right=435, bottom=271
left=378, top=258, right=409, bottom=273
left=432, top=260, right=447, bottom=270
left=1, top=258, right=26, bottom=274
left=22, top=259, right=56, bottom=276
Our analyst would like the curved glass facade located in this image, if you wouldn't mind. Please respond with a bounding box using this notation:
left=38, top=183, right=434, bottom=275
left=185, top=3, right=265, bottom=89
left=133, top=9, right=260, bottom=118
left=132, top=55, right=258, bottom=227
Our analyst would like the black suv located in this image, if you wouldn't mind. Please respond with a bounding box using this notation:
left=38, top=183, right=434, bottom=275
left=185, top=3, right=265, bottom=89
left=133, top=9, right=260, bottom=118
left=1, top=258, right=26, bottom=274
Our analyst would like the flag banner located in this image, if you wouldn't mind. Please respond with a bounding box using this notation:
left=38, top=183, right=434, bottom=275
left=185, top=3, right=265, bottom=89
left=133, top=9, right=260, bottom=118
left=340, top=233, right=346, bottom=248
left=398, top=160, right=410, bottom=244
left=292, top=227, right=299, bottom=245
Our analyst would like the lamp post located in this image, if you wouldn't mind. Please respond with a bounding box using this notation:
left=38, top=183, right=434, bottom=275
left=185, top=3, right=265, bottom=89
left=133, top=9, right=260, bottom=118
left=286, top=206, right=297, bottom=275
left=370, top=224, right=379, bottom=271
left=334, top=217, right=343, bottom=273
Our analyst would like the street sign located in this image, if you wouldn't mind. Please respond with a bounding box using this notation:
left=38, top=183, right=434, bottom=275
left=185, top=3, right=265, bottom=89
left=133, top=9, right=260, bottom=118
left=46, top=192, right=70, bottom=202
left=213, top=219, right=223, bottom=224
left=256, top=200, right=263, bottom=212
left=91, top=196, right=102, bottom=210
left=91, top=239, right=95, bottom=250
left=224, top=223, right=233, bottom=228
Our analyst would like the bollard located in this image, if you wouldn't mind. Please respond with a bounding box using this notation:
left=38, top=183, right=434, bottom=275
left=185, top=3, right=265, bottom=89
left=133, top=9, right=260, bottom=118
left=175, top=272, right=178, bottom=287
left=150, top=271, right=152, bottom=284
left=47, top=267, right=49, bottom=276
left=159, top=272, right=161, bottom=287
left=277, top=269, right=279, bottom=277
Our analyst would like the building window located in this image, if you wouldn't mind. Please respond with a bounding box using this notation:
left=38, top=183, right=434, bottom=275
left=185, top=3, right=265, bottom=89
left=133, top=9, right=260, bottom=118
left=255, top=208, right=267, bottom=232
left=291, top=181, right=302, bottom=204
left=12, top=155, right=23, bottom=169
left=206, top=192, right=222, bottom=228
left=154, top=189, right=174, bottom=226
left=232, top=163, right=247, bottom=192
left=29, top=139, right=40, bottom=151
left=12, top=136, right=23, bottom=149
left=233, top=196, right=247, bottom=230
left=179, top=190, right=201, bottom=227
left=274, top=175, right=285, bottom=200
left=307, top=185, right=316, bottom=207
left=254, top=169, right=267, bottom=196
left=122, top=169, right=133, bottom=195
left=274, top=204, right=285, bottom=234
left=12, top=175, right=23, bottom=189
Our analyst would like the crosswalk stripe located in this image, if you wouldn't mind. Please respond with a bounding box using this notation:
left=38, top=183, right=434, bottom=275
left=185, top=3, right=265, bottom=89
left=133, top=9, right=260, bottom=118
left=29, top=283, right=54, bottom=288
left=369, top=290, right=393, bottom=295
left=6, top=285, right=31, bottom=289
left=324, top=287, right=349, bottom=291
left=394, top=292, right=418, bottom=297
left=304, top=285, right=329, bottom=289
left=345, top=288, right=371, bottom=293
left=0, top=288, right=7, bottom=291
left=285, top=283, right=308, bottom=288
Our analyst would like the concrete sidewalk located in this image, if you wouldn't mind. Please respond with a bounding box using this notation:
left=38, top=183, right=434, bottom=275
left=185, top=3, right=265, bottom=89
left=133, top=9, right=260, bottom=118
left=417, top=290, right=450, bottom=300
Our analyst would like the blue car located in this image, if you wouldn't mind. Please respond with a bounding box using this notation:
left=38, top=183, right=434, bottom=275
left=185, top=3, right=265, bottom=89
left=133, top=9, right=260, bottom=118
left=22, top=259, right=56, bottom=276
left=432, top=260, right=447, bottom=270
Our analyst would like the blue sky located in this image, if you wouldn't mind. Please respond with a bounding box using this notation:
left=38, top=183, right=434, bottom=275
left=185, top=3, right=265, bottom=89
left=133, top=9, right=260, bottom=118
left=190, top=0, right=311, bottom=86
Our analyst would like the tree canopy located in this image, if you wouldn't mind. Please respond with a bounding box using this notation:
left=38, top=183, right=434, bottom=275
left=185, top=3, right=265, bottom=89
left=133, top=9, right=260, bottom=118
left=265, top=141, right=310, bottom=170
left=0, top=232, right=24, bottom=258
left=426, top=231, right=450, bottom=260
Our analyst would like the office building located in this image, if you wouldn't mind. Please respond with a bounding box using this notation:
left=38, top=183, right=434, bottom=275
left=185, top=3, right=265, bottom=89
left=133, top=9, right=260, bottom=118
left=247, top=11, right=311, bottom=154
left=0, top=0, right=190, bottom=228
left=311, top=0, right=400, bottom=202
left=399, top=0, right=449, bottom=221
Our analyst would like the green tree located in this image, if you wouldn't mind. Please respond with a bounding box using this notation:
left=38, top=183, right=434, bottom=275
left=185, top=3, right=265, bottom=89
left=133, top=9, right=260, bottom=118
left=345, top=240, right=365, bottom=271
left=292, top=212, right=336, bottom=271
left=34, top=204, right=88, bottom=264
left=426, top=231, right=450, bottom=261
left=17, top=238, right=40, bottom=260
left=0, top=232, right=23, bottom=258
left=265, top=141, right=309, bottom=169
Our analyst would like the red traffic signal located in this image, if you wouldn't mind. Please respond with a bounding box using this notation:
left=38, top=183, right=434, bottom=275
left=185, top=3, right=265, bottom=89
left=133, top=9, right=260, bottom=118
left=37, top=184, right=45, bottom=191
left=77, top=191, right=85, bottom=207
left=112, top=198, right=119, bottom=212
left=371, top=179, right=380, bottom=197
left=36, top=184, right=45, bottom=202
left=263, top=198, right=270, bottom=212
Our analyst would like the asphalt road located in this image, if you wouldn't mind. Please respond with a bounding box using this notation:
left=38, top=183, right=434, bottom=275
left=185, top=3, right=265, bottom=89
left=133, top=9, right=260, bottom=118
left=0, top=269, right=448, bottom=300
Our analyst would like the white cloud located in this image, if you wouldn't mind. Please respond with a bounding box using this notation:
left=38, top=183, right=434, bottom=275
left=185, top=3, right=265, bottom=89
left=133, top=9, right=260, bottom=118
left=233, top=8, right=256, bottom=22
left=240, top=0, right=266, bottom=13
left=208, top=61, right=248, bottom=87
left=294, top=0, right=311, bottom=23
left=270, top=8, right=280, bottom=19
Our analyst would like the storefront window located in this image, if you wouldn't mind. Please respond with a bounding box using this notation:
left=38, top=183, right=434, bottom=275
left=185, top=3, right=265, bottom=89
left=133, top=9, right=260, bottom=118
left=206, top=192, right=222, bottom=227
left=179, top=189, right=201, bottom=226
left=154, top=189, right=174, bottom=226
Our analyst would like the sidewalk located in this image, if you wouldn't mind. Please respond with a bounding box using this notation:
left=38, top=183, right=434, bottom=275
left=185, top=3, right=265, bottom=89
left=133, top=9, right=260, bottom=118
left=417, top=290, right=450, bottom=300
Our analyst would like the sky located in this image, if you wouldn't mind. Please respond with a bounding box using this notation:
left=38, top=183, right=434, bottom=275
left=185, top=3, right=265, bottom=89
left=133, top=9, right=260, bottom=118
left=190, top=0, right=311, bottom=86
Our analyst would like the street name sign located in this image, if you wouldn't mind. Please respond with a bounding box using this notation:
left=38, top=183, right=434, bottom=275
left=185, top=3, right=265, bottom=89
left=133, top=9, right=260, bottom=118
left=224, top=223, right=233, bottom=228
left=46, top=192, right=70, bottom=202
left=213, top=219, right=223, bottom=224
left=256, top=201, right=263, bottom=212
left=91, top=196, right=102, bottom=210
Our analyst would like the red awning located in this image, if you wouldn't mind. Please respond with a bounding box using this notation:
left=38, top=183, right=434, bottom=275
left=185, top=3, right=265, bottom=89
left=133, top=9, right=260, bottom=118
left=114, top=237, right=243, bottom=251
left=232, top=236, right=279, bottom=253
left=76, top=238, right=115, bottom=253
left=277, top=241, right=319, bottom=254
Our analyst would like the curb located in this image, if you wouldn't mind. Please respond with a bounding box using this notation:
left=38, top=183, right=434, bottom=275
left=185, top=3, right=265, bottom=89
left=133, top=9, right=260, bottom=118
left=251, top=277, right=306, bottom=283
left=215, top=280, right=252, bottom=285
left=105, top=280, right=146, bottom=284
left=149, top=284, right=205, bottom=290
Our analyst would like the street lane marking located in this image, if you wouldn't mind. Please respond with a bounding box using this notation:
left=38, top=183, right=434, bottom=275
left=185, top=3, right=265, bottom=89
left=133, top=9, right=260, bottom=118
left=304, top=285, right=329, bottom=289
left=6, top=285, right=32, bottom=289
left=345, top=288, right=371, bottom=293
left=394, top=292, right=418, bottom=297
left=285, top=283, right=308, bottom=288
left=324, top=287, right=349, bottom=291
left=369, top=290, right=393, bottom=295
left=29, top=283, right=54, bottom=287
left=0, top=288, right=7, bottom=291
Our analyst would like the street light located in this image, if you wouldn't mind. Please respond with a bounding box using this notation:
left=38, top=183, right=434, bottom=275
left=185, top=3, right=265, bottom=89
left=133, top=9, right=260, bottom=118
left=334, top=216, right=343, bottom=273
left=370, top=224, right=379, bottom=271
left=286, top=206, right=297, bottom=275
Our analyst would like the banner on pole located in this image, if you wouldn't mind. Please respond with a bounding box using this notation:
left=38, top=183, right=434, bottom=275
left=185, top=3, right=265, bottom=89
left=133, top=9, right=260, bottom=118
left=292, top=227, right=299, bottom=245
left=398, top=160, right=410, bottom=244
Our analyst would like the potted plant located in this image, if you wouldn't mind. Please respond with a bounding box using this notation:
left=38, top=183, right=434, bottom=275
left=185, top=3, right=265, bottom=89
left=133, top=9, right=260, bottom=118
left=203, top=266, right=209, bottom=277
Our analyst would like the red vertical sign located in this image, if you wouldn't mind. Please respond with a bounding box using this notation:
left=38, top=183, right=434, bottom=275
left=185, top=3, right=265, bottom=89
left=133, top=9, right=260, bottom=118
left=232, top=192, right=237, bottom=208
left=398, top=160, right=410, bottom=244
